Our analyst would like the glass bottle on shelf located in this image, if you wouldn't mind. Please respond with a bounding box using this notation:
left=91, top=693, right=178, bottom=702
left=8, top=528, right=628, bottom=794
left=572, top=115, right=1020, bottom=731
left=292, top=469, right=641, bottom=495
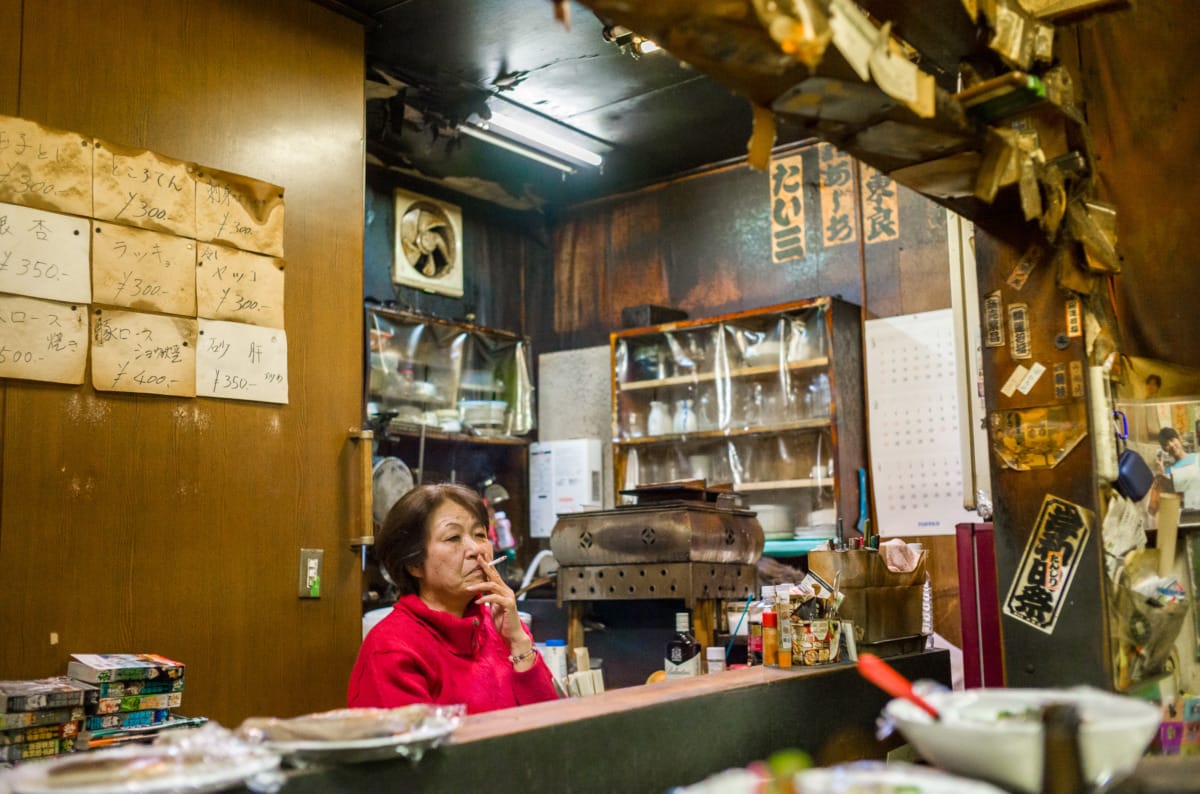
left=673, top=397, right=698, bottom=433
left=647, top=399, right=672, bottom=436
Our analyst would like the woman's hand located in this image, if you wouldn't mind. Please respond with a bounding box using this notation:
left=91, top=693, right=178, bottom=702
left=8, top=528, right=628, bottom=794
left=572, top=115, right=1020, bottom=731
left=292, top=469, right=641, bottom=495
left=469, top=558, right=536, bottom=669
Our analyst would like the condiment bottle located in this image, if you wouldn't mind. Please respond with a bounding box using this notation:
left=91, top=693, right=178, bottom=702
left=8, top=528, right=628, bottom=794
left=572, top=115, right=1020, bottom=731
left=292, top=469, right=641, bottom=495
left=665, top=612, right=702, bottom=678
left=775, top=583, right=794, bottom=668
left=1040, top=703, right=1086, bottom=794
left=705, top=646, right=726, bottom=674
left=747, top=586, right=775, bottom=666
left=762, top=611, right=779, bottom=667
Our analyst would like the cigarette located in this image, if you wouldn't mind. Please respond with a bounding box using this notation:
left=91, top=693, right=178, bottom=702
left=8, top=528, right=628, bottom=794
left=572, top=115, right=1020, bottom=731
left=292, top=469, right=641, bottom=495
left=486, top=556, right=506, bottom=567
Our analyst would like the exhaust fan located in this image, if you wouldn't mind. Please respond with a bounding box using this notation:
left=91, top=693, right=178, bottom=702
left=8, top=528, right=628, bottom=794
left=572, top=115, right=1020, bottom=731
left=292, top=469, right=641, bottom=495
left=392, top=188, right=464, bottom=297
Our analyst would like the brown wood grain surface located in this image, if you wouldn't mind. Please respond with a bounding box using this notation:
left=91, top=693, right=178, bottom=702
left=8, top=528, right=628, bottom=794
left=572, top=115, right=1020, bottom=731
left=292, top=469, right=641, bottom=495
left=0, top=0, right=366, bottom=726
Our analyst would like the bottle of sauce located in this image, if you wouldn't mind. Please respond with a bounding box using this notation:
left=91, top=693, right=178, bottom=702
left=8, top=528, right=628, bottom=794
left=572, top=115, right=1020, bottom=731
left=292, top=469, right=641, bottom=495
left=665, top=612, right=702, bottom=678
left=775, top=583, right=794, bottom=668
left=1040, top=703, right=1086, bottom=794
left=762, top=611, right=779, bottom=667
left=747, top=585, right=775, bottom=666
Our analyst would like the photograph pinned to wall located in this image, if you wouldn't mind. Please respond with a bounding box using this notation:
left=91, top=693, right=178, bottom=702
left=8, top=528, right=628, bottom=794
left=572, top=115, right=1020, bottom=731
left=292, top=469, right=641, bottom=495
left=91, top=222, right=197, bottom=317
left=90, top=308, right=197, bottom=397
left=0, top=115, right=93, bottom=217
left=196, top=318, right=287, bottom=405
left=195, top=243, right=284, bottom=328
left=0, top=201, right=91, bottom=303
left=0, top=294, right=88, bottom=384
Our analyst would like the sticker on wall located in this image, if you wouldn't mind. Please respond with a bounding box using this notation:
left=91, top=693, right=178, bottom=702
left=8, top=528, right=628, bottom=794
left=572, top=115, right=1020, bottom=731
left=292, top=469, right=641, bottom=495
left=1065, top=297, right=1082, bottom=338
left=984, top=291, right=1005, bottom=348
left=1054, top=362, right=1068, bottom=399
left=1003, top=494, right=1094, bottom=635
left=1008, top=302, right=1031, bottom=359
left=769, top=150, right=806, bottom=262
left=989, top=402, right=1087, bottom=470
left=1006, top=254, right=1037, bottom=291
left=1069, top=360, right=1084, bottom=398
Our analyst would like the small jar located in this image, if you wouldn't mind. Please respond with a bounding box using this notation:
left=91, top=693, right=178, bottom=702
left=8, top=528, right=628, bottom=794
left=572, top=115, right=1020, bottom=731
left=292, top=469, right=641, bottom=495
left=705, top=646, right=726, bottom=674
left=647, top=400, right=671, bottom=436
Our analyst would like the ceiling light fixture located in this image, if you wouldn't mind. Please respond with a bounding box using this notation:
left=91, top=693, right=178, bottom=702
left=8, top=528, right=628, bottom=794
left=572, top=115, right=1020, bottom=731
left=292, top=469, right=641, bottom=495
left=458, top=123, right=577, bottom=174
left=484, top=114, right=604, bottom=168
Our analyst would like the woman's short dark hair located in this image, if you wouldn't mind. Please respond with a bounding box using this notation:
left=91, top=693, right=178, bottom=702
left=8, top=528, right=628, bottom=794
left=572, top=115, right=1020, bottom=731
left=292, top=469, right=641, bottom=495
left=375, top=482, right=489, bottom=596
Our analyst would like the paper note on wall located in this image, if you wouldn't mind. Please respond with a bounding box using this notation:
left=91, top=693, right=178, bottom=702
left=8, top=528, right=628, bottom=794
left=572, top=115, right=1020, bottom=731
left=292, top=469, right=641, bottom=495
left=769, top=150, right=807, bottom=263
left=196, top=318, right=287, bottom=405
left=91, top=222, right=197, bottom=316
left=0, top=294, right=88, bottom=384
left=92, top=140, right=197, bottom=238
left=194, top=166, right=285, bottom=258
left=195, top=243, right=284, bottom=328
left=90, top=308, right=197, bottom=397
left=0, top=201, right=92, bottom=302
left=819, top=144, right=857, bottom=248
left=0, top=115, right=93, bottom=217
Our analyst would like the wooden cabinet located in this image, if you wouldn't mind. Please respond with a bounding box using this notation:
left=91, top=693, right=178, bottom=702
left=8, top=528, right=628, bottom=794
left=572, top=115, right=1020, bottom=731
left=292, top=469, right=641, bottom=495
left=610, top=297, right=866, bottom=546
left=364, top=305, right=534, bottom=568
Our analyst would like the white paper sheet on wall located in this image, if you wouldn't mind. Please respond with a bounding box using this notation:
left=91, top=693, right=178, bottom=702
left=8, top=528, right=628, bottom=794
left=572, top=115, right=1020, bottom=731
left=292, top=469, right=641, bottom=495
left=196, top=318, right=288, bottom=405
left=865, top=309, right=978, bottom=536
left=0, top=201, right=92, bottom=303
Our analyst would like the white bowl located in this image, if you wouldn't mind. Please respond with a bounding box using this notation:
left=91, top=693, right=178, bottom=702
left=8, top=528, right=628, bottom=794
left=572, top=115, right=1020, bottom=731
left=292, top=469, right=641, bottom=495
left=884, top=686, right=1160, bottom=793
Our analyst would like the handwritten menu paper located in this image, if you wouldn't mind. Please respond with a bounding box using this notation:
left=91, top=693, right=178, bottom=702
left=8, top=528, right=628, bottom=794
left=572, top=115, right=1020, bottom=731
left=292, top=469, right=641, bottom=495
left=0, top=202, right=91, bottom=302
left=196, top=319, right=287, bottom=404
left=195, top=243, right=284, bottom=328
left=91, top=222, right=196, bottom=316
left=0, top=115, right=93, bottom=217
left=92, top=140, right=196, bottom=239
left=90, top=308, right=197, bottom=397
left=195, top=167, right=285, bottom=257
left=0, top=294, right=88, bottom=384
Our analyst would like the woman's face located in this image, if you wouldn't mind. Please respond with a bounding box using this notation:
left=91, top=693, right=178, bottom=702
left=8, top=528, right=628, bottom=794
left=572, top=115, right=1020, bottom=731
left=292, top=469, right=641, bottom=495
left=408, top=498, right=492, bottom=613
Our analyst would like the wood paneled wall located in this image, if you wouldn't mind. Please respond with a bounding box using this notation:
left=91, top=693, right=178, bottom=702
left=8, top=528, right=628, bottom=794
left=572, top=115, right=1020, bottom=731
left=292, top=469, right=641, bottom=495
left=546, top=148, right=953, bottom=351
left=0, top=0, right=366, bottom=726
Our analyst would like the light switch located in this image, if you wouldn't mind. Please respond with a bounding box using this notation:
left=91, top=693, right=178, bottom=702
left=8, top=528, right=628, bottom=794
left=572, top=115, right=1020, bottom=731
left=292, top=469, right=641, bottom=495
left=298, top=548, right=324, bottom=598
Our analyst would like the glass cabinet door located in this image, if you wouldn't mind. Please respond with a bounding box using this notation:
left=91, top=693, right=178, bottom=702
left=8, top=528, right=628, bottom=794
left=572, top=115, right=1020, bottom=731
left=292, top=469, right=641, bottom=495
left=611, top=297, right=862, bottom=543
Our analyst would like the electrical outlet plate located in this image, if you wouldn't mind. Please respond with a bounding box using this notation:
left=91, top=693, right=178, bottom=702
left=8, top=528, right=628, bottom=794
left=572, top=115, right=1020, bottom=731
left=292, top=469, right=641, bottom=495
left=298, top=548, right=324, bottom=598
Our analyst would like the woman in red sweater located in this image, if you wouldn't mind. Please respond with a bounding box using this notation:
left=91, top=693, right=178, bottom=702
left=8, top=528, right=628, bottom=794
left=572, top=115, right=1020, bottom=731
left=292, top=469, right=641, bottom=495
left=348, top=483, right=558, bottom=713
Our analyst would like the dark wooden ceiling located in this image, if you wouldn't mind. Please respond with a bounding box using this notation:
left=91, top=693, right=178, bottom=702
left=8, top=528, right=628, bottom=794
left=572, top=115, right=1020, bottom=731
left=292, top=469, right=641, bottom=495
left=319, top=0, right=819, bottom=209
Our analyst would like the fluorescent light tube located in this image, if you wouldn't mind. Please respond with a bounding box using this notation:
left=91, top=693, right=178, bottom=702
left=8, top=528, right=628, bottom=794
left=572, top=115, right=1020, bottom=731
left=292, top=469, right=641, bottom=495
left=484, top=114, right=604, bottom=168
left=459, top=124, right=577, bottom=173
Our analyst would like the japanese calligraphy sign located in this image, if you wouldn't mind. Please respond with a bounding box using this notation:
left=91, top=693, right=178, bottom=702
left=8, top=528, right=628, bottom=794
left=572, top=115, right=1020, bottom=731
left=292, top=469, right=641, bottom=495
left=769, top=151, right=807, bottom=263
left=196, top=319, right=288, bottom=405
left=0, top=295, right=88, bottom=384
left=195, top=243, right=284, bottom=328
left=93, top=140, right=197, bottom=239
left=1003, top=494, right=1093, bottom=634
left=194, top=166, right=285, bottom=258
left=819, top=144, right=857, bottom=247
left=90, top=308, right=197, bottom=397
left=0, top=115, right=93, bottom=217
left=858, top=164, right=899, bottom=243
left=91, top=222, right=197, bottom=317
left=0, top=201, right=92, bottom=303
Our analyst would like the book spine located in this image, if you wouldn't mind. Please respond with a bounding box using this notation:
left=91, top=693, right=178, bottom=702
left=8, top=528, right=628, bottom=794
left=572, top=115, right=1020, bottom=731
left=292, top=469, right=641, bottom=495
left=0, top=707, right=85, bottom=731
left=0, top=720, right=81, bottom=745
left=95, top=692, right=182, bottom=714
left=96, top=678, right=184, bottom=697
left=0, top=737, right=75, bottom=762
left=84, top=708, right=169, bottom=731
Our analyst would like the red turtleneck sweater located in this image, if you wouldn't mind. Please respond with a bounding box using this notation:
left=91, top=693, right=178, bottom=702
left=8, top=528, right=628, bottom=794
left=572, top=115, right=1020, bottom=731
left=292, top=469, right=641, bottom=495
left=348, top=594, right=558, bottom=714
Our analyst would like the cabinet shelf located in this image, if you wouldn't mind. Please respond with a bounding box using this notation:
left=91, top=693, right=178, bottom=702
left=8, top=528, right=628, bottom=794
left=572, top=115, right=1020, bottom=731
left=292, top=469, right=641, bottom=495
left=383, top=426, right=530, bottom=446
left=613, top=418, right=832, bottom=446
left=610, top=297, right=865, bottom=541
left=618, top=357, right=830, bottom=392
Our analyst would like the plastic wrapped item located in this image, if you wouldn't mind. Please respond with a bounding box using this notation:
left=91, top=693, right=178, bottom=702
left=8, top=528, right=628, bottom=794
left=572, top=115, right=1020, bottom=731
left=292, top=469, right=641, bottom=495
left=0, top=723, right=281, bottom=794
left=236, top=704, right=463, bottom=766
